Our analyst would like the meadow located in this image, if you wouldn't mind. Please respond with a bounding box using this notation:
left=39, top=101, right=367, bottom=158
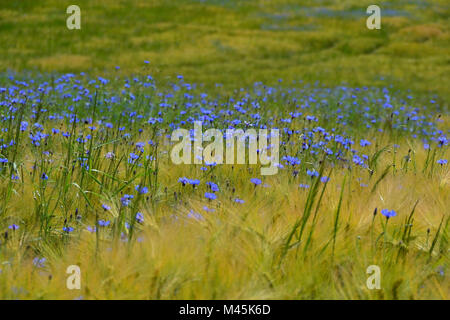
left=0, top=0, right=448, bottom=299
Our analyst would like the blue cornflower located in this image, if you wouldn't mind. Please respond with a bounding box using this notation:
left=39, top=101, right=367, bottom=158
left=437, top=136, right=448, bottom=147
left=128, top=152, right=140, bottom=163
left=307, top=169, right=319, bottom=177
left=135, top=185, right=149, bottom=194
left=234, top=198, right=245, bottom=204
left=136, top=212, right=144, bottom=223
left=282, top=156, right=301, bottom=166
left=98, top=220, right=111, bottom=227
left=20, top=121, right=28, bottom=131
left=189, top=179, right=200, bottom=186
left=203, top=206, right=215, bottom=212
left=437, top=159, right=447, bottom=165
left=8, top=224, right=19, bottom=230
left=205, top=161, right=217, bottom=167
left=250, top=178, right=262, bottom=185
left=120, top=194, right=134, bottom=206
left=105, top=152, right=115, bottom=159
left=187, top=210, right=204, bottom=221
left=63, top=226, right=74, bottom=233
left=102, top=204, right=111, bottom=211
left=178, top=177, right=189, bottom=186
left=381, top=209, right=397, bottom=219
left=206, top=182, right=219, bottom=192
left=204, top=192, right=217, bottom=200
left=321, top=176, right=330, bottom=183
left=178, top=177, right=200, bottom=187
left=353, top=154, right=365, bottom=166
left=41, top=173, right=49, bottom=180
left=33, top=257, right=46, bottom=268
left=135, top=142, right=145, bottom=149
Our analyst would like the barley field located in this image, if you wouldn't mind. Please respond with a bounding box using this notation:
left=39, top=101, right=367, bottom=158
left=0, top=0, right=448, bottom=300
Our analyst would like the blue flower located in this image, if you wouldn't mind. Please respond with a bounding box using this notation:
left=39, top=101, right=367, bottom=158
left=102, top=204, right=111, bottom=211
left=178, top=177, right=189, bottom=186
left=33, top=257, right=46, bottom=268
left=250, top=178, right=262, bottom=185
left=178, top=177, right=200, bottom=187
left=120, top=194, right=134, bottom=206
left=381, top=209, right=397, bottom=218
left=320, top=176, right=330, bottom=183
left=437, top=136, right=448, bottom=147
left=204, top=192, right=217, bottom=200
left=206, top=182, right=219, bottom=192
left=135, top=185, right=149, bottom=194
left=437, top=159, right=447, bottom=165
left=8, top=224, right=19, bottom=230
left=63, top=226, right=74, bottom=233
left=282, top=156, right=301, bottom=166
left=105, top=152, right=115, bottom=160
left=136, top=212, right=144, bottom=223
left=187, top=210, right=204, bottom=221
left=307, top=169, right=319, bottom=177
left=189, top=179, right=200, bottom=186
left=135, top=142, right=145, bottom=149
left=128, top=152, right=140, bottom=163
left=98, top=220, right=111, bottom=227
left=20, top=121, right=28, bottom=131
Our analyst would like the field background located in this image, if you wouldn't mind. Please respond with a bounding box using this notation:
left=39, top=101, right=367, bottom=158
left=0, top=0, right=449, bottom=100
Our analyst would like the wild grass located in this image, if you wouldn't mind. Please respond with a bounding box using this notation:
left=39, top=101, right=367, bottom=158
left=0, top=0, right=448, bottom=300
left=0, top=73, right=447, bottom=299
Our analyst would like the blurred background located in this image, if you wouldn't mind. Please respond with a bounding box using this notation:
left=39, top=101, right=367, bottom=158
left=0, top=0, right=448, bottom=99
